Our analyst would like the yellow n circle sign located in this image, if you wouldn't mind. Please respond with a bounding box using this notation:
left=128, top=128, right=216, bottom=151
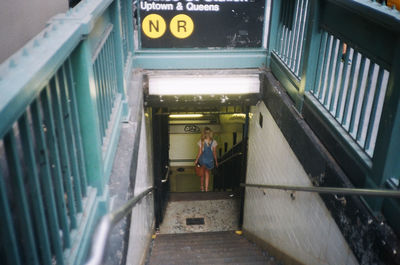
left=170, top=14, right=194, bottom=39
left=142, top=14, right=166, bottom=39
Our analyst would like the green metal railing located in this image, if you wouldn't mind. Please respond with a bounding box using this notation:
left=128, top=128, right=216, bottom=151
left=273, top=0, right=309, bottom=77
left=0, top=59, right=87, bottom=265
left=120, top=0, right=134, bottom=63
left=93, top=28, right=119, bottom=142
left=1, top=57, right=77, bottom=265
left=310, top=32, right=389, bottom=157
left=0, top=0, right=134, bottom=264
left=268, top=0, right=400, bottom=234
left=269, top=0, right=400, bottom=182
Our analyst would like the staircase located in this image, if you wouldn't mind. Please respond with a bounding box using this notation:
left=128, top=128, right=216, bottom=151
left=147, top=231, right=280, bottom=265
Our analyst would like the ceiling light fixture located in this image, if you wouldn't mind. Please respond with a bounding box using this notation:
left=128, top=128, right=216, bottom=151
left=169, top=120, right=211, bottom=124
left=169, top=114, right=204, bottom=118
left=231, top=113, right=246, bottom=119
left=148, top=75, right=260, bottom=96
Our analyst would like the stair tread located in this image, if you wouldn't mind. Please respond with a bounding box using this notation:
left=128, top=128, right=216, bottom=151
left=149, top=256, right=270, bottom=265
left=148, top=231, right=280, bottom=265
left=153, top=241, right=253, bottom=248
left=152, top=246, right=259, bottom=252
left=150, top=251, right=265, bottom=260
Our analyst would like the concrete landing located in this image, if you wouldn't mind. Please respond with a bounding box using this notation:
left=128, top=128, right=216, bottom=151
left=169, top=191, right=237, bottom=201
left=159, top=194, right=240, bottom=234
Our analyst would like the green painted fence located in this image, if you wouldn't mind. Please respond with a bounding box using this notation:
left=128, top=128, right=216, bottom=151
left=268, top=0, right=400, bottom=234
left=0, top=0, right=134, bottom=264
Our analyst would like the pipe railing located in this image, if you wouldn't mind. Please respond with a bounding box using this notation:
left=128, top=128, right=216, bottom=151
left=161, top=165, right=170, bottom=183
left=241, top=183, right=400, bottom=198
left=218, top=152, right=243, bottom=166
left=85, top=186, right=154, bottom=265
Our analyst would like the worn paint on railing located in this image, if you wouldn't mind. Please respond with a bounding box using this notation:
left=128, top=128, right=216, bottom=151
left=311, top=32, right=389, bottom=157
left=93, top=26, right=119, bottom=142
left=0, top=0, right=133, bottom=264
left=274, top=0, right=309, bottom=78
left=269, top=0, right=400, bottom=242
left=0, top=59, right=88, bottom=264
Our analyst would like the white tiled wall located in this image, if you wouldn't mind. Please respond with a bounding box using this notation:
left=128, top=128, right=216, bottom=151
left=126, top=112, right=155, bottom=265
left=243, top=102, right=358, bottom=265
left=169, top=133, right=200, bottom=166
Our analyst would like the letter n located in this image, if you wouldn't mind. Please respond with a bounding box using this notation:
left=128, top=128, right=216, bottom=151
left=149, top=20, right=159, bottom=32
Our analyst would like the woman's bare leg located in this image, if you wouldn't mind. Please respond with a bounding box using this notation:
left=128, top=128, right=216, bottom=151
left=200, top=166, right=205, bottom=191
left=205, top=169, right=210, bottom=192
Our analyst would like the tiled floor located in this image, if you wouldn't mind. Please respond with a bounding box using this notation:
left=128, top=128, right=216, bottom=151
left=159, top=193, right=240, bottom=234
left=169, top=191, right=237, bottom=201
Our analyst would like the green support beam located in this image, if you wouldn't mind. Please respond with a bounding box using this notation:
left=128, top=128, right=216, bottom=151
left=133, top=49, right=267, bottom=70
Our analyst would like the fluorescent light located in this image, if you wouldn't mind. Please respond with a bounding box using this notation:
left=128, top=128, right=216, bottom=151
left=148, top=75, right=260, bottom=95
left=169, top=120, right=211, bottom=124
left=232, top=113, right=246, bottom=119
left=169, top=114, right=204, bottom=118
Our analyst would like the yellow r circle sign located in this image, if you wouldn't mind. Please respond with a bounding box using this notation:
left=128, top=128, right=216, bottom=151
left=170, top=14, right=194, bottom=39
left=142, top=14, right=166, bottom=39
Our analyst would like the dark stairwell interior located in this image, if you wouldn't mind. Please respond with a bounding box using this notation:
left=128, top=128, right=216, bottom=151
left=140, top=82, right=280, bottom=264
left=105, top=70, right=400, bottom=265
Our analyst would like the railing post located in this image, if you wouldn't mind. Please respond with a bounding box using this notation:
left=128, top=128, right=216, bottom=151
left=299, top=0, right=321, bottom=100
left=111, top=0, right=129, bottom=117
left=70, top=40, right=104, bottom=194
left=125, top=0, right=135, bottom=54
left=366, top=37, right=400, bottom=210
left=266, top=0, right=282, bottom=67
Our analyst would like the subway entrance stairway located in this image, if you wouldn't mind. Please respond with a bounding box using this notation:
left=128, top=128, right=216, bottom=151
left=146, top=192, right=280, bottom=265
left=1, top=0, right=400, bottom=264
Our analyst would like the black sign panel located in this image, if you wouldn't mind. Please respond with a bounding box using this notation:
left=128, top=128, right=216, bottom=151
left=138, top=0, right=265, bottom=48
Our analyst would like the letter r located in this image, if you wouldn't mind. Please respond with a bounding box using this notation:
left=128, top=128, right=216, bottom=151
left=177, top=20, right=187, bottom=32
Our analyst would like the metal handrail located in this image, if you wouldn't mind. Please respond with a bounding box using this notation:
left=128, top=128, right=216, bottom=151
left=219, top=152, right=243, bottom=166
left=85, top=186, right=154, bottom=265
left=161, top=165, right=170, bottom=183
left=241, top=183, right=400, bottom=198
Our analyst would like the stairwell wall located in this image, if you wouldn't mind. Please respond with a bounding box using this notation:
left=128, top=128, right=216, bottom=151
left=126, top=111, right=155, bottom=265
left=243, top=101, right=358, bottom=265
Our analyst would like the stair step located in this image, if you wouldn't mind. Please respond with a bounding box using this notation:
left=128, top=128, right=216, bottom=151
left=149, top=256, right=269, bottom=265
left=154, top=241, right=253, bottom=248
left=153, top=246, right=257, bottom=253
left=150, top=250, right=264, bottom=260
left=153, top=232, right=247, bottom=243
left=147, top=231, right=280, bottom=265
left=154, top=239, right=248, bottom=245
left=149, top=261, right=270, bottom=265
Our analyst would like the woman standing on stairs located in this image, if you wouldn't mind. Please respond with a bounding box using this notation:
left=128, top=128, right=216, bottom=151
left=195, top=127, right=218, bottom=192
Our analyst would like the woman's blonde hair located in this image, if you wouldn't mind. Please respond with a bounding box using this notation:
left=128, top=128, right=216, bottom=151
left=201, top=127, right=213, bottom=141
